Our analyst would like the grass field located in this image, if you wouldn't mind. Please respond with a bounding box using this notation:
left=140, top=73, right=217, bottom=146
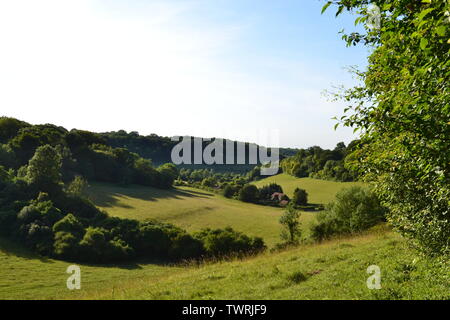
left=1, top=226, right=447, bottom=300
left=253, top=174, right=366, bottom=204
left=87, top=184, right=314, bottom=246
left=1, top=175, right=446, bottom=300
left=87, top=175, right=362, bottom=247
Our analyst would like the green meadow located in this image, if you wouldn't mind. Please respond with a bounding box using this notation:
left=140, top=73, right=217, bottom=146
left=253, top=174, right=365, bottom=204
left=0, top=176, right=447, bottom=300
left=1, top=226, right=447, bottom=300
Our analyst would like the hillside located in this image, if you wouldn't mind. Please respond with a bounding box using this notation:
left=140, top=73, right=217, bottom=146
left=1, top=176, right=447, bottom=300
left=252, top=174, right=365, bottom=204
left=0, top=226, right=447, bottom=300
left=86, top=176, right=363, bottom=247
left=88, top=183, right=314, bottom=247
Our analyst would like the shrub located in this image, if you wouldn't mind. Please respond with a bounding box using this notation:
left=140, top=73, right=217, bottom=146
left=194, top=227, right=265, bottom=257
left=66, top=176, right=88, bottom=197
left=238, top=184, right=259, bottom=203
left=0, top=210, right=16, bottom=236
left=169, top=233, right=204, bottom=260
left=310, top=186, right=386, bottom=241
left=292, top=188, right=308, bottom=206
left=78, top=227, right=110, bottom=262
left=53, top=213, right=84, bottom=237
left=222, top=184, right=237, bottom=198
left=23, top=223, right=53, bottom=255
left=25, top=145, right=62, bottom=191
left=136, top=223, right=172, bottom=258
left=53, top=231, right=80, bottom=259
left=259, top=183, right=283, bottom=200
left=279, top=203, right=302, bottom=244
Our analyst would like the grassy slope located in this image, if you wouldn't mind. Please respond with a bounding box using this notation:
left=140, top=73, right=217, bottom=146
left=1, top=227, right=447, bottom=300
left=253, top=174, right=365, bottom=203
left=87, top=176, right=361, bottom=247
left=2, top=176, right=446, bottom=300
left=87, top=184, right=316, bottom=246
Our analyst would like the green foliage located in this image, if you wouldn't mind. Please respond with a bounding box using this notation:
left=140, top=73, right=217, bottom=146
left=238, top=184, right=259, bottom=203
left=279, top=204, right=302, bottom=244
left=292, top=187, right=308, bottom=206
left=310, top=186, right=385, bottom=241
left=329, top=0, right=450, bottom=255
left=157, top=163, right=178, bottom=188
left=194, top=227, right=265, bottom=257
left=26, top=145, right=62, bottom=190
left=0, top=144, right=15, bottom=168
left=0, top=117, right=30, bottom=143
left=66, top=176, right=88, bottom=197
left=281, top=142, right=357, bottom=181
left=259, top=183, right=283, bottom=200
left=222, top=184, right=238, bottom=198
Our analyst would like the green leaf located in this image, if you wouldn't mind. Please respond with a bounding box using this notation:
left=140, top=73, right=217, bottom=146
left=321, top=1, right=332, bottom=15
left=436, top=26, right=446, bottom=37
left=335, top=6, right=344, bottom=17
left=417, top=8, right=435, bottom=22
left=420, top=38, right=429, bottom=50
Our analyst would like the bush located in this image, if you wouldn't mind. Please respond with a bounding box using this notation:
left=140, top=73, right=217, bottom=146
left=259, top=183, right=283, bottom=200
left=0, top=210, right=16, bottom=236
left=53, top=231, right=80, bottom=259
left=53, top=213, right=84, bottom=237
left=310, top=186, right=386, bottom=241
left=169, top=233, right=204, bottom=260
left=292, top=188, right=308, bottom=206
left=222, top=184, right=237, bottom=198
left=66, top=176, right=88, bottom=197
left=279, top=204, right=302, bottom=244
left=136, top=223, right=172, bottom=258
left=194, top=227, right=265, bottom=257
left=238, top=184, right=259, bottom=203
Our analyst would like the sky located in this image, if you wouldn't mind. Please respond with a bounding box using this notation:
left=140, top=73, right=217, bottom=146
left=0, top=0, right=369, bottom=149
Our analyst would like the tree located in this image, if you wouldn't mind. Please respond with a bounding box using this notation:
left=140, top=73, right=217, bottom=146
left=310, top=186, right=386, bottom=241
left=324, top=1, right=450, bottom=256
left=238, top=184, right=259, bottom=203
left=222, top=184, right=237, bottom=198
left=292, top=188, right=308, bottom=206
left=66, top=176, right=88, bottom=197
left=259, top=183, right=283, bottom=200
left=157, top=163, right=178, bottom=188
left=279, top=203, right=301, bottom=244
left=26, top=145, right=62, bottom=190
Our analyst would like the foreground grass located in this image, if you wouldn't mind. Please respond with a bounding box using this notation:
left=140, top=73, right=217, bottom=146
left=1, top=226, right=448, bottom=300
left=253, top=174, right=365, bottom=204
left=88, top=184, right=316, bottom=246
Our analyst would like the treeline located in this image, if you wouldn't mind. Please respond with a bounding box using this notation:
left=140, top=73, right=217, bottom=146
left=0, top=145, right=265, bottom=263
left=280, top=142, right=358, bottom=182
left=0, top=117, right=177, bottom=189
left=101, top=130, right=297, bottom=171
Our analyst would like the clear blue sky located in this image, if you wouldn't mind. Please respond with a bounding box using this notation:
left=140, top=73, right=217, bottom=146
left=0, top=0, right=369, bottom=149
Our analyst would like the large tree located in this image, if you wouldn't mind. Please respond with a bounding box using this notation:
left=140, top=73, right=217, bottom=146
left=324, top=0, right=449, bottom=255
left=26, top=145, right=62, bottom=190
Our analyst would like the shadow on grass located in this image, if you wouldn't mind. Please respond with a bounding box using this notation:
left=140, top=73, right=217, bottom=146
left=296, top=203, right=325, bottom=212
left=88, top=183, right=214, bottom=209
left=0, top=237, right=174, bottom=270
left=0, top=237, right=54, bottom=263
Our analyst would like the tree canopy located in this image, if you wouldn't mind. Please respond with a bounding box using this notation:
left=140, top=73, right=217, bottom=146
left=324, top=0, right=450, bottom=256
